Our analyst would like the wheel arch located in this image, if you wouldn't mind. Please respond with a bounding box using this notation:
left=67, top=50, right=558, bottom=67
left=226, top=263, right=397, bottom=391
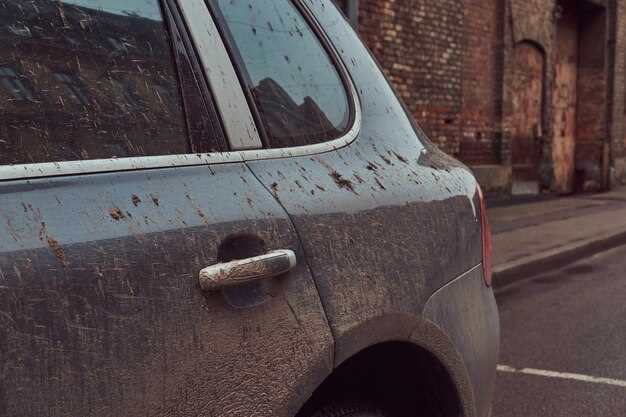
left=293, top=314, right=476, bottom=417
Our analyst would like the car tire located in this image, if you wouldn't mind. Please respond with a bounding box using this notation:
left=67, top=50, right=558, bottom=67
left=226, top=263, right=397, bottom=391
left=311, top=403, right=389, bottom=417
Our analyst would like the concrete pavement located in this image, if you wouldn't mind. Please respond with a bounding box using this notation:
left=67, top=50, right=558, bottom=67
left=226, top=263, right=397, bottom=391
left=493, top=245, right=626, bottom=416
left=489, top=187, right=626, bottom=288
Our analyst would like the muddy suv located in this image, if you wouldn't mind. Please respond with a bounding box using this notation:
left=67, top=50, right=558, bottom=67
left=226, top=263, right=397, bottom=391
left=0, top=1, right=499, bottom=416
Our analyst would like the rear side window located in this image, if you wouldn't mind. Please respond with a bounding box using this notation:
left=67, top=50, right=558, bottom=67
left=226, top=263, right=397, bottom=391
left=212, top=0, right=351, bottom=149
left=0, top=0, right=191, bottom=165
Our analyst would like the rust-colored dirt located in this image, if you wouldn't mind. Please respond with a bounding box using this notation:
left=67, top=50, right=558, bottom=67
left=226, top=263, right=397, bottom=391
left=329, top=171, right=357, bottom=194
left=47, top=236, right=68, bottom=267
left=109, top=207, right=126, bottom=221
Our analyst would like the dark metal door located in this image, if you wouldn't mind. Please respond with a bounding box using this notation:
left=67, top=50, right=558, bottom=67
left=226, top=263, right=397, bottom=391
left=0, top=164, right=333, bottom=416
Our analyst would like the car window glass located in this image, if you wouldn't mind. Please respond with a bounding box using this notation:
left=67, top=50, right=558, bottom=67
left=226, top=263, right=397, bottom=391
left=213, top=0, right=351, bottom=148
left=0, top=0, right=192, bottom=165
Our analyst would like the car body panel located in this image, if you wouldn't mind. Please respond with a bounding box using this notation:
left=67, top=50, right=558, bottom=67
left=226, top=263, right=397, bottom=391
left=0, top=0, right=499, bottom=416
left=0, top=164, right=333, bottom=417
left=244, top=2, right=496, bottom=415
left=424, top=265, right=500, bottom=417
left=247, top=0, right=482, bottom=357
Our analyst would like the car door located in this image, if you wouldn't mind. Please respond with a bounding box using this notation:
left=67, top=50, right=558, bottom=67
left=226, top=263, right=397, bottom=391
left=0, top=1, right=333, bottom=416
left=209, top=0, right=482, bottom=368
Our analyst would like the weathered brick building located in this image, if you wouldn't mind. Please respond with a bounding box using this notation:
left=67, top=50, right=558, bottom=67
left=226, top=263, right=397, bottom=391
left=336, top=0, right=626, bottom=195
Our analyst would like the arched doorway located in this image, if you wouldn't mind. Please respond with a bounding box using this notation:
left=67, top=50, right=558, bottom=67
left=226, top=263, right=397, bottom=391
left=510, top=41, right=545, bottom=194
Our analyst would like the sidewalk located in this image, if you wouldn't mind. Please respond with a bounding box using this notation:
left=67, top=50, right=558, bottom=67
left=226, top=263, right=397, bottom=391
left=489, top=186, right=626, bottom=288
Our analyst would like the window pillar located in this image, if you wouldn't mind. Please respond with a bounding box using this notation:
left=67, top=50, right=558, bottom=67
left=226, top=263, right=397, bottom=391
left=346, top=0, right=359, bottom=29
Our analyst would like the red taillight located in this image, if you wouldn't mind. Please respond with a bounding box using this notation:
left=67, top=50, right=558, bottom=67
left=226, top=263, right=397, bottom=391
left=477, top=185, right=493, bottom=286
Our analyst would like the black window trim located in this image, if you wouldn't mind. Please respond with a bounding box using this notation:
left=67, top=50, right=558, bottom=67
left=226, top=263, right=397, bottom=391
left=162, top=0, right=230, bottom=153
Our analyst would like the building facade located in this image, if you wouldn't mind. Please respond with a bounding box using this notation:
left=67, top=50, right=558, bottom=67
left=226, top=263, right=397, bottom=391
left=336, top=0, right=626, bottom=195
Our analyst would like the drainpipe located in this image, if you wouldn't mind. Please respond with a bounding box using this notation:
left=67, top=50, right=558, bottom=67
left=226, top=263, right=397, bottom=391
left=346, top=0, right=359, bottom=29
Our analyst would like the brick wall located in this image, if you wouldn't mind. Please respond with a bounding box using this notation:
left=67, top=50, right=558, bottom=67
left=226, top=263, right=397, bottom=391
left=576, top=4, right=608, bottom=189
left=611, top=0, right=626, bottom=181
left=359, top=0, right=464, bottom=156
left=357, top=0, right=502, bottom=164
left=460, top=0, right=503, bottom=165
left=577, top=9, right=606, bottom=146
left=352, top=0, right=626, bottom=191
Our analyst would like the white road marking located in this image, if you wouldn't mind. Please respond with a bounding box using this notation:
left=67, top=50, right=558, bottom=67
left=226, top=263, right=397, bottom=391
left=497, top=365, right=626, bottom=388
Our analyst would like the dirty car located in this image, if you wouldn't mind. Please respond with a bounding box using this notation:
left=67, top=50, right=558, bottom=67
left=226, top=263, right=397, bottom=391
left=0, top=0, right=499, bottom=416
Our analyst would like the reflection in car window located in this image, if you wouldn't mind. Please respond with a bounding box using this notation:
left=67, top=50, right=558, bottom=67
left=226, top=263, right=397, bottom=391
left=53, top=73, right=91, bottom=107
left=213, top=0, right=350, bottom=148
left=0, top=67, right=34, bottom=101
left=0, top=0, right=189, bottom=165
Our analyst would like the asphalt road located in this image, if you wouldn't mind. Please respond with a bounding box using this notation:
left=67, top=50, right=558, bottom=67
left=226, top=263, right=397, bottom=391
left=493, top=245, right=626, bottom=416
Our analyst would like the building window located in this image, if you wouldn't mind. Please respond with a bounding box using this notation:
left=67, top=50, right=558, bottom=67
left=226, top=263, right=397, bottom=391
left=0, top=67, right=33, bottom=101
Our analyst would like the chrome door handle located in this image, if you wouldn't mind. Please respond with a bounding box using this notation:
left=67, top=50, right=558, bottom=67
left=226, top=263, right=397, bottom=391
left=199, top=250, right=297, bottom=291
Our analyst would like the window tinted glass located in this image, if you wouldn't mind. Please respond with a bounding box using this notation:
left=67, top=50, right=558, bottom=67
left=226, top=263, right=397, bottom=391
left=0, top=0, right=190, bottom=165
left=213, top=0, right=351, bottom=148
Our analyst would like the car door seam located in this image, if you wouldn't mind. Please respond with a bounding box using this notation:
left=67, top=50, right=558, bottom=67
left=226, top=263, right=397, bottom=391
left=244, top=162, right=338, bottom=368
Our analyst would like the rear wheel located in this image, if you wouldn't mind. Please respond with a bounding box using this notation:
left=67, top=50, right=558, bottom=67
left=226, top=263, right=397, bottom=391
left=311, top=402, right=389, bottom=417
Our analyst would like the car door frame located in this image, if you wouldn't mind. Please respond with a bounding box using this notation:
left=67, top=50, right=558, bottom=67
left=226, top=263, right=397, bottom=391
left=0, top=0, right=362, bottom=184
left=0, top=1, right=344, bottom=415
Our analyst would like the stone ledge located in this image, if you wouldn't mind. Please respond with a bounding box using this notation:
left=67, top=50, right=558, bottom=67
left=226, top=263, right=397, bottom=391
left=470, top=164, right=512, bottom=195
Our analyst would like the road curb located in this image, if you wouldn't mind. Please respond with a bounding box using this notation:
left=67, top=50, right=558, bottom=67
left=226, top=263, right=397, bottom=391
left=493, top=229, right=626, bottom=289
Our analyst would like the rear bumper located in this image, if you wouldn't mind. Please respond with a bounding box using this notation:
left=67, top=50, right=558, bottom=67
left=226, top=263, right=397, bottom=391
left=423, top=265, right=500, bottom=417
